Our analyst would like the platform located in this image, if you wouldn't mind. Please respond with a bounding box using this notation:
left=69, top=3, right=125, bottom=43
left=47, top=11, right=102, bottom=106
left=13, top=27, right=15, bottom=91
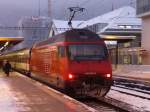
left=113, top=65, right=150, bottom=83
left=0, top=71, right=95, bottom=112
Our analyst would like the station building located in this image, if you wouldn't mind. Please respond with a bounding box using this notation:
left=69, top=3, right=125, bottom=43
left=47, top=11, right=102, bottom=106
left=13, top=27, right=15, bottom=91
left=8, top=16, right=52, bottom=51
left=18, top=16, right=51, bottom=44
left=136, top=0, right=150, bottom=65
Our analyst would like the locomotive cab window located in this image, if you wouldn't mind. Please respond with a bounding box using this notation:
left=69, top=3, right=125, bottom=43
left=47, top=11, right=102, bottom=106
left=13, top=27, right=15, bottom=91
left=68, top=44, right=108, bottom=60
left=58, top=46, right=65, bottom=57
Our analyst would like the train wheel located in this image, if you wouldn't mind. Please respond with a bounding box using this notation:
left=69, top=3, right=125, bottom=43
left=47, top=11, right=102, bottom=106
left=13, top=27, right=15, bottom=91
left=99, top=86, right=111, bottom=97
left=65, top=86, right=76, bottom=96
left=27, top=72, right=31, bottom=77
left=89, top=86, right=111, bottom=97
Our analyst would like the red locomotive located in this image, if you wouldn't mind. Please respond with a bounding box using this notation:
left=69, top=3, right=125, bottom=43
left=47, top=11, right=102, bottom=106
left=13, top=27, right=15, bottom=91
left=0, top=29, right=112, bottom=97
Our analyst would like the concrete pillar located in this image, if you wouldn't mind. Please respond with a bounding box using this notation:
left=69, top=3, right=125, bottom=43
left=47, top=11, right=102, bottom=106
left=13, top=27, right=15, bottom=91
left=142, top=15, right=150, bottom=64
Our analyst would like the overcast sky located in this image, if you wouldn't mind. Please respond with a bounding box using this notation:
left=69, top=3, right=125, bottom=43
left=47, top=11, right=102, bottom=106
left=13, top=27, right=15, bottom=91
left=0, top=0, right=136, bottom=26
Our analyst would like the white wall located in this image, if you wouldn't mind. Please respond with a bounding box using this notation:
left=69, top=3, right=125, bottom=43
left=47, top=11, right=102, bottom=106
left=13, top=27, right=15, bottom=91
left=142, top=15, right=150, bottom=64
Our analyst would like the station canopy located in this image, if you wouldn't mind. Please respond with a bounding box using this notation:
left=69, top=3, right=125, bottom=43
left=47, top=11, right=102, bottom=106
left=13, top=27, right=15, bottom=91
left=0, top=37, right=24, bottom=51
left=100, top=35, right=135, bottom=43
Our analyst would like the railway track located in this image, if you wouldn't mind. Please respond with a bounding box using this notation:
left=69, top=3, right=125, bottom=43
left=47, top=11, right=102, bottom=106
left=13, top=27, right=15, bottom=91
left=111, top=86, right=150, bottom=100
left=77, top=97, right=128, bottom=112
left=113, top=77, right=150, bottom=91
left=113, top=84, right=150, bottom=95
left=113, top=77, right=150, bottom=100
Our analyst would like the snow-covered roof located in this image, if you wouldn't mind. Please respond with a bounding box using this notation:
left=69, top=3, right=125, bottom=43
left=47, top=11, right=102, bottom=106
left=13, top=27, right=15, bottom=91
left=108, top=17, right=141, bottom=30
left=51, top=19, right=84, bottom=34
left=78, top=6, right=141, bottom=30
left=53, top=19, right=84, bottom=29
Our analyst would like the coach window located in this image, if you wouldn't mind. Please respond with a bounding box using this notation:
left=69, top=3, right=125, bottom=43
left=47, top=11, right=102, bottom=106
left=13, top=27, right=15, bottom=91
left=58, top=46, right=65, bottom=57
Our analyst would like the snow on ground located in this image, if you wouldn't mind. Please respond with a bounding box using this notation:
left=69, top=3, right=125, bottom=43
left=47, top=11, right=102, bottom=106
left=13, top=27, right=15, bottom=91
left=112, top=86, right=150, bottom=98
left=107, top=88, right=150, bottom=112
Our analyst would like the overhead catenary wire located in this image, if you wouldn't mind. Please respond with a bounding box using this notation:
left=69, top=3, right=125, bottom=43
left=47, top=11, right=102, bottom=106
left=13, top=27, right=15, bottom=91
left=81, top=0, right=106, bottom=8
left=79, top=0, right=91, bottom=6
left=0, top=26, right=51, bottom=30
left=77, top=0, right=106, bottom=20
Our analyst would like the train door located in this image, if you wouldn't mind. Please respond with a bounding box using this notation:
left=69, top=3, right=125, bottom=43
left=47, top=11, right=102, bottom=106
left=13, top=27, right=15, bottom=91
left=49, top=46, right=60, bottom=86
left=57, top=46, right=67, bottom=88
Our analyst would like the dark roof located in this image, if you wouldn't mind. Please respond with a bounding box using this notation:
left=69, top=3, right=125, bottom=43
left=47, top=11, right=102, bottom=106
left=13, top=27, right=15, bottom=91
left=35, top=29, right=102, bottom=47
left=104, top=28, right=141, bottom=34
left=101, top=35, right=135, bottom=43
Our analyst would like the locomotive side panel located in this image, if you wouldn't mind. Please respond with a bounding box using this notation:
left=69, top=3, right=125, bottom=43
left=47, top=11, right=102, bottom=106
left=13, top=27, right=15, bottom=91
left=30, top=45, right=66, bottom=88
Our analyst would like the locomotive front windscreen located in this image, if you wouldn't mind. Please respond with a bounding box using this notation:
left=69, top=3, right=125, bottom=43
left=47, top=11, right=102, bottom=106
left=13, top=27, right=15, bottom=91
left=68, top=44, right=108, bottom=60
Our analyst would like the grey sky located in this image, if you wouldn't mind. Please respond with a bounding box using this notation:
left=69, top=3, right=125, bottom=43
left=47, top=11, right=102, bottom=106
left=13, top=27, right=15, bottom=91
left=0, top=0, right=136, bottom=25
left=52, top=0, right=136, bottom=20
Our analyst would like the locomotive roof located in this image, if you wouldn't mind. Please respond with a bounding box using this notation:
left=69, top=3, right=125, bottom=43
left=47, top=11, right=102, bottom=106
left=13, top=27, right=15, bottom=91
left=36, top=29, right=102, bottom=47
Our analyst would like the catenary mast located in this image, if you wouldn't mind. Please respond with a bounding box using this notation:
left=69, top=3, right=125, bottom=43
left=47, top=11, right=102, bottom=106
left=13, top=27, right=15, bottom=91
left=48, top=0, right=51, bottom=17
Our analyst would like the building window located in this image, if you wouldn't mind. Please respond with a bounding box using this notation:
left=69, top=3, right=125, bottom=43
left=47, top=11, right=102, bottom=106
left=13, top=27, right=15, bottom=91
left=137, top=0, right=150, bottom=15
left=123, top=55, right=131, bottom=64
left=138, top=55, right=142, bottom=64
left=124, top=42, right=131, bottom=48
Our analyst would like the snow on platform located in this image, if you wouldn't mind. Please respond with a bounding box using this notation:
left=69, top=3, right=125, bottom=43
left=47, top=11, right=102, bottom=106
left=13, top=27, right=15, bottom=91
left=0, top=71, right=96, bottom=112
left=113, top=65, right=150, bottom=83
